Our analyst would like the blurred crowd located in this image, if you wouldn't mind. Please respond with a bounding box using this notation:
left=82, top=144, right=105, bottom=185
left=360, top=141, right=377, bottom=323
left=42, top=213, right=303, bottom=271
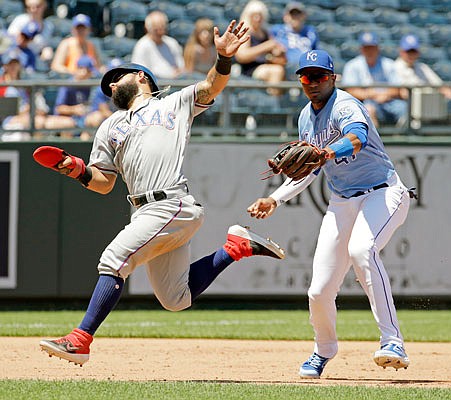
left=0, top=0, right=449, bottom=141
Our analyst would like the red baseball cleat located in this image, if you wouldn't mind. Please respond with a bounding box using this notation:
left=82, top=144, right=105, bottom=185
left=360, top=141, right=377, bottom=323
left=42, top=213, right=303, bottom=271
left=40, top=328, right=93, bottom=366
left=224, top=224, right=285, bottom=261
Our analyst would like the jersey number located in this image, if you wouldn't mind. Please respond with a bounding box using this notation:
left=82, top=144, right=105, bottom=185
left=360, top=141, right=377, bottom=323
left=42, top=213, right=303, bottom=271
left=334, top=154, right=356, bottom=165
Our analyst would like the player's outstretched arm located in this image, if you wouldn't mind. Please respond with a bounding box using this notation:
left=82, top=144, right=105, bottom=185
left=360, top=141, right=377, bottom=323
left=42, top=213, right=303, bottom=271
left=33, top=146, right=116, bottom=194
left=196, top=20, right=249, bottom=105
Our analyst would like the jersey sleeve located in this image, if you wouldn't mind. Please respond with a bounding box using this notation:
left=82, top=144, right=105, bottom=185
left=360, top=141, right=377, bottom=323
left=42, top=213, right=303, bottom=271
left=179, top=84, right=214, bottom=117
left=87, top=117, right=118, bottom=175
left=333, top=98, right=368, bottom=132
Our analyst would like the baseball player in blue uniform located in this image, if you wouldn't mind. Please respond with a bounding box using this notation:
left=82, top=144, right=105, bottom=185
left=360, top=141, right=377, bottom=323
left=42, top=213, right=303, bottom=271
left=38, top=21, right=285, bottom=366
left=248, top=50, right=412, bottom=378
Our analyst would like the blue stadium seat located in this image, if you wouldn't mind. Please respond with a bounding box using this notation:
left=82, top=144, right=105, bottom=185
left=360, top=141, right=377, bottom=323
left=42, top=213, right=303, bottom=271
left=380, top=42, right=399, bottom=59
left=102, top=35, right=137, bottom=58
left=409, top=9, right=449, bottom=26
left=107, top=0, right=148, bottom=38
left=335, top=6, right=374, bottom=25
left=319, top=43, right=342, bottom=62
left=185, top=3, right=224, bottom=23
left=418, top=47, right=448, bottom=66
left=267, top=4, right=285, bottom=25
left=427, top=25, right=451, bottom=48
left=432, top=62, right=451, bottom=82
left=45, top=16, right=73, bottom=38
left=316, top=23, right=353, bottom=46
left=398, top=0, right=433, bottom=11
left=349, top=24, right=392, bottom=42
left=332, top=0, right=366, bottom=8
left=148, top=1, right=186, bottom=23
left=305, top=6, right=335, bottom=24
left=363, top=0, right=400, bottom=10
left=223, top=3, right=243, bottom=21
left=0, top=0, right=24, bottom=19
left=168, top=19, right=194, bottom=47
left=339, top=40, right=361, bottom=61
left=372, top=8, right=409, bottom=25
left=390, top=25, right=430, bottom=45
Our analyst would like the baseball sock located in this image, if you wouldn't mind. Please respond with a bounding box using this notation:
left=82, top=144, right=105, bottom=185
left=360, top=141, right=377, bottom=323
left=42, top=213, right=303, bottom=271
left=78, top=274, right=124, bottom=335
left=188, top=248, right=233, bottom=301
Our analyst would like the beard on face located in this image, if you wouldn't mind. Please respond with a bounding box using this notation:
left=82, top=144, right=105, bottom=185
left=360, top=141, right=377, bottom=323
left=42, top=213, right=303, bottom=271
left=112, top=82, right=139, bottom=109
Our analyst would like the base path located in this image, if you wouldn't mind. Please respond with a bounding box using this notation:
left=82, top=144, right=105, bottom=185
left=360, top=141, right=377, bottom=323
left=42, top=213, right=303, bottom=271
left=1, top=338, right=450, bottom=387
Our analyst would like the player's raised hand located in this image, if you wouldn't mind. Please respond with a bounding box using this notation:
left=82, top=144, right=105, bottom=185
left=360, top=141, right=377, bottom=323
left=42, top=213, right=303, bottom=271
left=214, top=20, right=249, bottom=58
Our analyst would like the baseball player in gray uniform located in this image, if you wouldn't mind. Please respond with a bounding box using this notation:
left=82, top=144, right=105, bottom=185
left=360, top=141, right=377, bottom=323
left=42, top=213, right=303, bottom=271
left=39, top=20, right=285, bottom=366
left=248, top=50, right=413, bottom=378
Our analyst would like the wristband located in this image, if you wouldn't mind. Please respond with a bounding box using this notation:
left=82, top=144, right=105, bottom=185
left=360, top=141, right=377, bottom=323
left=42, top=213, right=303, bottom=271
left=78, top=166, right=92, bottom=187
left=328, top=137, right=354, bottom=158
left=215, top=54, right=232, bottom=75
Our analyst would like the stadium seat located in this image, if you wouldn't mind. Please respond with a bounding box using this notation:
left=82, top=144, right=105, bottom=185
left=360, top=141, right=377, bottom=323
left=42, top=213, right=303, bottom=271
left=427, top=25, right=451, bottom=48
left=316, top=23, right=353, bottom=46
left=0, top=0, right=24, bottom=19
left=432, top=62, right=451, bottom=82
left=267, top=4, right=284, bottom=25
left=223, top=3, right=243, bottom=21
left=390, top=25, right=430, bottom=45
left=349, top=24, right=392, bottom=42
left=319, top=43, right=342, bottom=62
left=102, top=35, right=137, bottom=58
left=303, top=6, right=335, bottom=24
left=339, top=40, right=361, bottom=61
left=45, top=16, right=73, bottom=38
left=332, top=0, right=366, bottom=8
left=418, top=47, right=448, bottom=67
left=107, top=0, right=148, bottom=38
left=363, top=0, right=400, bottom=10
left=398, top=0, right=433, bottom=11
left=148, top=1, right=186, bottom=23
left=409, top=9, right=449, bottom=26
left=335, top=6, right=374, bottom=25
left=380, top=42, right=399, bottom=59
left=372, top=8, right=409, bottom=25
left=168, top=19, right=194, bottom=47
left=185, top=3, right=224, bottom=22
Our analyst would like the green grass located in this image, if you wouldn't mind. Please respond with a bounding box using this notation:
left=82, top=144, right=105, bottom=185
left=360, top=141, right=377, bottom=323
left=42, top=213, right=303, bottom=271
left=0, top=381, right=449, bottom=400
left=0, top=309, right=449, bottom=341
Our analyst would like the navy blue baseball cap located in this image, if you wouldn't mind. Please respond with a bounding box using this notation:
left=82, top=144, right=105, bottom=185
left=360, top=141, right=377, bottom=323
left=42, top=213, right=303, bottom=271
left=296, top=50, right=334, bottom=75
left=101, top=63, right=159, bottom=97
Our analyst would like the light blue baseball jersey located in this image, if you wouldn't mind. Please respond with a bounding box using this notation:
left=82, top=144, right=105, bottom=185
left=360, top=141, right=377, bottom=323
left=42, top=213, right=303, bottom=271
left=298, top=88, right=395, bottom=198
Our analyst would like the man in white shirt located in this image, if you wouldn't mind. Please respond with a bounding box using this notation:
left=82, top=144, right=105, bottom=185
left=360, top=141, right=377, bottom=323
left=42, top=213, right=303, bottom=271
left=394, top=34, right=451, bottom=101
left=131, top=11, right=185, bottom=79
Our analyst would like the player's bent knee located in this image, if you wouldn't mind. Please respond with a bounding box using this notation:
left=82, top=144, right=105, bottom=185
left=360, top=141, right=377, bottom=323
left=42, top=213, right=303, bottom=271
left=157, top=291, right=191, bottom=312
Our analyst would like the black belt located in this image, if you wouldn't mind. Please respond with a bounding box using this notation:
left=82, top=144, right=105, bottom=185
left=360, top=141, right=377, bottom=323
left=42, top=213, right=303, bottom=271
left=345, top=183, right=389, bottom=198
left=130, top=190, right=167, bottom=207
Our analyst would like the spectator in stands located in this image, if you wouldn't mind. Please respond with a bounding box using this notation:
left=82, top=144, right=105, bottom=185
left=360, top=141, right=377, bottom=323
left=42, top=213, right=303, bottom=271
left=7, top=21, right=41, bottom=74
left=394, top=34, right=451, bottom=101
left=51, top=14, right=103, bottom=75
left=131, top=11, right=185, bottom=79
left=0, top=50, right=76, bottom=141
left=84, top=58, right=122, bottom=128
left=341, top=32, right=407, bottom=128
left=53, top=55, right=98, bottom=140
left=235, top=0, right=286, bottom=95
left=183, top=18, right=217, bottom=76
left=7, top=0, right=54, bottom=61
left=270, top=2, right=319, bottom=80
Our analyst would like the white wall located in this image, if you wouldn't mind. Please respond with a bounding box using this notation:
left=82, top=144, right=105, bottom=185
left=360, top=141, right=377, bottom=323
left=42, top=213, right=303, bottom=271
left=130, top=143, right=451, bottom=296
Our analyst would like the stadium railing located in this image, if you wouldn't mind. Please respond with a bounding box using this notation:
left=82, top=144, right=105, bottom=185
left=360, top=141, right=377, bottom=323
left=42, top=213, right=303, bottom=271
left=0, top=79, right=449, bottom=139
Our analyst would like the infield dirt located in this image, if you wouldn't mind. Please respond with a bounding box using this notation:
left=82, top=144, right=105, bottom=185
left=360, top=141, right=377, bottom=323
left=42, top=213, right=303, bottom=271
left=1, top=338, right=450, bottom=387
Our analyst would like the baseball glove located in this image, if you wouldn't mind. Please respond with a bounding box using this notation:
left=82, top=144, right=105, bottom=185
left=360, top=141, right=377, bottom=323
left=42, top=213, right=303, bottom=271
left=267, top=141, right=327, bottom=181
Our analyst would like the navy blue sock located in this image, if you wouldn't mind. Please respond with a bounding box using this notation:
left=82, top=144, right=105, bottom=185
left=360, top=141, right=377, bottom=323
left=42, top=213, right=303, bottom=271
left=78, top=274, right=124, bottom=335
left=188, top=248, right=234, bottom=301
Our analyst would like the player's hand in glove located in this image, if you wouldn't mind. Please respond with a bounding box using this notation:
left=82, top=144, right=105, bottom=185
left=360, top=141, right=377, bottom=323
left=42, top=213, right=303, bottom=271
left=267, top=141, right=329, bottom=181
left=33, top=145, right=92, bottom=186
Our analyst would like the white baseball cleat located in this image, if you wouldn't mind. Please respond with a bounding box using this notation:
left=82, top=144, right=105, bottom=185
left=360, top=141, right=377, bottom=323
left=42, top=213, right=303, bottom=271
left=373, top=343, right=409, bottom=370
left=224, top=224, right=285, bottom=261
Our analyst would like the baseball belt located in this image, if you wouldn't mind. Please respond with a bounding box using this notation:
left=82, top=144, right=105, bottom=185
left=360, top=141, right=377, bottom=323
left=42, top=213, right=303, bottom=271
left=342, top=183, right=389, bottom=199
left=127, top=184, right=189, bottom=208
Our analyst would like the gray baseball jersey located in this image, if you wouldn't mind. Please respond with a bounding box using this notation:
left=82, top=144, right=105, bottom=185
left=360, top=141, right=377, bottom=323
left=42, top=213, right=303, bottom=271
left=88, top=84, right=209, bottom=195
left=88, top=84, right=211, bottom=311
